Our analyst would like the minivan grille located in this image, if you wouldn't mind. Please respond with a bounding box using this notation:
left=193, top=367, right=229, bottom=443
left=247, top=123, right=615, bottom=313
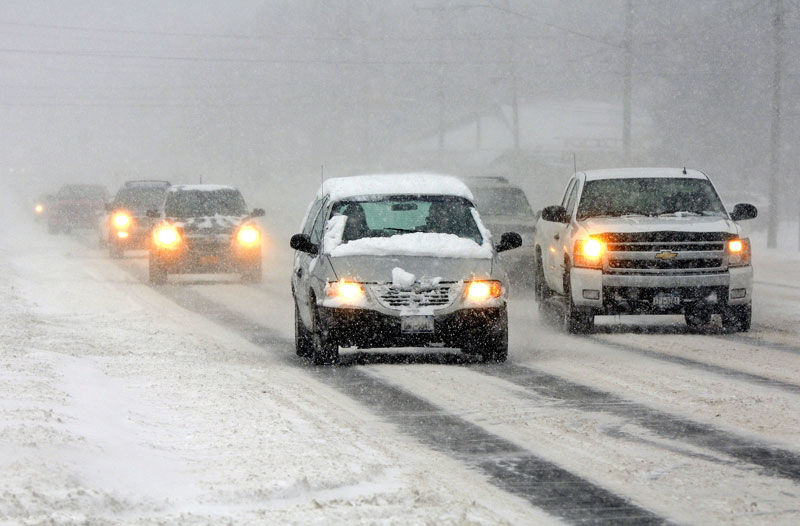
left=371, top=283, right=456, bottom=309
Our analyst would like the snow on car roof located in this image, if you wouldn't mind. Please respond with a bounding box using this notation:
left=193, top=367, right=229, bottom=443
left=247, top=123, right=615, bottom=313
left=582, top=168, right=708, bottom=181
left=319, top=173, right=474, bottom=201
left=168, top=184, right=239, bottom=192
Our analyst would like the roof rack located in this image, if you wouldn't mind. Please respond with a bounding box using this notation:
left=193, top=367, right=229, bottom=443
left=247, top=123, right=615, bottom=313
left=124, top=180, right=171, bottom=187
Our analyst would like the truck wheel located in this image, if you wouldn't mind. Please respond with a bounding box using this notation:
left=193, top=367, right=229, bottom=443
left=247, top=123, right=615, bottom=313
left=240, top=259, right=262, bottom=283
left=534, top=249, right=553, bottom=311
left=722, top=304, right=752, bottom=333
left=109, top=243, right=124, bottom=259
left=148, top=252, right=168, bottom=284
left=685, top=308, right=712, bottom=331
left=295, top=303, right=313, bottom=358
left=311, top=306, right=338, bottom=366
left=563, top=269, right=594, bottom=334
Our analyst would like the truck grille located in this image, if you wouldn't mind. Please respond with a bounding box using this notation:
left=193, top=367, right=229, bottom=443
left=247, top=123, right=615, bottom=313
left=371, top=283, right=456, bottom=309
left=598, top=231, right=731, bottom=275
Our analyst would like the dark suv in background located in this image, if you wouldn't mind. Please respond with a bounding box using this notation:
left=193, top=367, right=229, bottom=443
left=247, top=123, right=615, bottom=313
left=102, top=180, right=171, bottom=258
left=148, top=184, right=265, bottom=284
left=48, top=184, right=108, bottom=235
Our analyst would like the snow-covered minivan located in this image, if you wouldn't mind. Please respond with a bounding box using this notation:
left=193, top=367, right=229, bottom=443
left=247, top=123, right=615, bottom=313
left=290, top=174, right=522, bottom=365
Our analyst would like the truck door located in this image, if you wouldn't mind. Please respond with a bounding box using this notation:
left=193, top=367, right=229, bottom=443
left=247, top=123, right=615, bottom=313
left=541, top=179, right=578, bottom=293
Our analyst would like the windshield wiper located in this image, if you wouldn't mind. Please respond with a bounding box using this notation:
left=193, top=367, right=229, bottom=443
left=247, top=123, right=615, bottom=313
left=658, top=210, right=703, bottom=217
left=384, top=227, right=417, bottom=233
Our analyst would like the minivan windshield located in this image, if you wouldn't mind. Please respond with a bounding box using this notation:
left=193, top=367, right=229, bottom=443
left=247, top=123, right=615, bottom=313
left=164, top=189, right=247, bottom=218
left=577, top=178, right=727, bottom=220
left=330, top=195, right=483, bottom=244
left=470, top=187, right=534, bottom=217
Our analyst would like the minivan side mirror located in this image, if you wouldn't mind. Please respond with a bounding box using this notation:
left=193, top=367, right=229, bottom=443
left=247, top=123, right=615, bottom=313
left=290, top=233, right=319, bottom=255
left=146, top=209, right=161, bottom=218
left=541, top=205, right=569, bottom=223
left=730, top=203, right=758, bottom=221
left=496, top=232, right=523, bottom=253
left=251, top=208, right=265, bottom=218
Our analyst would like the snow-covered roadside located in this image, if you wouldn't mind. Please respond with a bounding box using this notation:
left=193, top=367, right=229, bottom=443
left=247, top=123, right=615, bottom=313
left=0, top=220, right=549, bottom=524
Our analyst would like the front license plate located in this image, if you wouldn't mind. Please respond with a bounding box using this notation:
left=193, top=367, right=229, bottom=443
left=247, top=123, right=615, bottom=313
left=198, top=255, right=219, bottom=265
left=653, top=292, right=681, bottom=308
left=401, top=316, right=434, bottom=334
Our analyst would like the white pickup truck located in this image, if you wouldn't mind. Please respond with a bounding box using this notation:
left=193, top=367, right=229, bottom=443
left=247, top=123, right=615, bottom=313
left=533, top=168, right=757, bottom=333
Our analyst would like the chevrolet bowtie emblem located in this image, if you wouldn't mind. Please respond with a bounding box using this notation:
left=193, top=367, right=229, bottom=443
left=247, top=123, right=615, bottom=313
left=655, top=250, right=678, bottom=260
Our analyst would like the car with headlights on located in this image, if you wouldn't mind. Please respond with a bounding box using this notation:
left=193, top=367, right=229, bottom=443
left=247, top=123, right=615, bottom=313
left=48, top=184, right=108, bottom=235
left=102, top=180, right=171, bottom=257
left=290, top=173, right=522, bottom=365
left=148, top=184, right=264, bottom=284
left=533, top=168, right=757, bottom=333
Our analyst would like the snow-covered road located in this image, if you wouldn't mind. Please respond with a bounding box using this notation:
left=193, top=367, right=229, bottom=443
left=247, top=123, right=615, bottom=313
left=2, top=211, right=800, bottom=524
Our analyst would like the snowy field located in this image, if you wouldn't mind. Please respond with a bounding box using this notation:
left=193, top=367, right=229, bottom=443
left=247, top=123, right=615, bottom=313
left=2, top=199, right=800, bottom=524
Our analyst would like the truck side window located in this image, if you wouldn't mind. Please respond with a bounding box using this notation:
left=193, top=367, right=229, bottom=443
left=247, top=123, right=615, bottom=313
left=564, top=181, right=580, bottom=218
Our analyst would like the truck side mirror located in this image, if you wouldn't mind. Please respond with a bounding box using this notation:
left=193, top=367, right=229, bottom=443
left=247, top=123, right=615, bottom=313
left=541, top=205, right=569, bottom=223
left=290, top=233, right=319, bottom=255
left=251, top=208, right=266, bottom=218
left=146, top=209, right=161, bottom=218
left=496, top=232, right=523, bottom=253
left=730, top=203, right=757, bottom=221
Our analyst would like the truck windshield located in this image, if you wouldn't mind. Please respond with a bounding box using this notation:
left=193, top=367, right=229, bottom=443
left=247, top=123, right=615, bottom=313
left=165, top=189, right=248, bottom=218
left=577, top=178, right=727, bottom=220
left=330, top=195, right=483, bottom=244
left=470, top=187, right=534, bottom=217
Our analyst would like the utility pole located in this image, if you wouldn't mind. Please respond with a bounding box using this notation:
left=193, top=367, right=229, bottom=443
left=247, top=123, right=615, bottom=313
left=767, top=0, right=783, bottom=249
left=622, top=0, right=633, bottom=165
left=437, top=6, right=447, bottom=162
left=509, top=25, right=520, bottom=153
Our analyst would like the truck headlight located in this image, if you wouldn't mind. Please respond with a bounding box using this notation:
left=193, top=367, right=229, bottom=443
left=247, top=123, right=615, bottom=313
left=574, top=238, right=605, bottom=268
left=154, top=225, right=181, bottom=248
left=327, top=280, right=364, bottom=301
left=466, top=280, right=503, bottom=301
left=728, top=238, right=751, bottom=267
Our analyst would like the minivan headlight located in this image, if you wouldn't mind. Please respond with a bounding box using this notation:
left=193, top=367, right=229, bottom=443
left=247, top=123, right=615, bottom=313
left=327, top=280, right=364, bottom=301
left=466, top=280, right=503, bottom=301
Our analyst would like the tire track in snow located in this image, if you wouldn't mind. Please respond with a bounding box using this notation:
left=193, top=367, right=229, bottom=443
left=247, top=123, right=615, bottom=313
left=152, top=284, right=671, bottom=525
left=710, top=333, right=800, bottom=356
left=479, top=363, right=800, bottom=481
left=588, top=336, right=800, bottom=396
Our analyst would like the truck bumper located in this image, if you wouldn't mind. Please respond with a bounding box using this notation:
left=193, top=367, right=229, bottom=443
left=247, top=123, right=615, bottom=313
left=570, top=266, right=753, bottom=313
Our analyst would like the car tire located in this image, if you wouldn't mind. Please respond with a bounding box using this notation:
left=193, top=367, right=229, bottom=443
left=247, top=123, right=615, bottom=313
left=722, top=304, right=752, bottom=333
left=311, top=305, right=338, bottom=366
left=465, top=309, right=509, bottom=363
left=148, top=252, right=168, bottom=285
left=563, top=268, right=594, bottom=334
left=295, top=302, right=314, bottom=358
left=109, top=243, right=124, bottom=259
left=240, top=259, right=262, bottom=284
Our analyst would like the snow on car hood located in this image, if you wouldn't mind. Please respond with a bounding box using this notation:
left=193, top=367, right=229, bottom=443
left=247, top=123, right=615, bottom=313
left=174, top=215, right=246, bottom=235
left=330, top=255, right=492, bottom=283
left=580, top=215, right=738, bottom=235
left=329, top=232, right=492, bottom=259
